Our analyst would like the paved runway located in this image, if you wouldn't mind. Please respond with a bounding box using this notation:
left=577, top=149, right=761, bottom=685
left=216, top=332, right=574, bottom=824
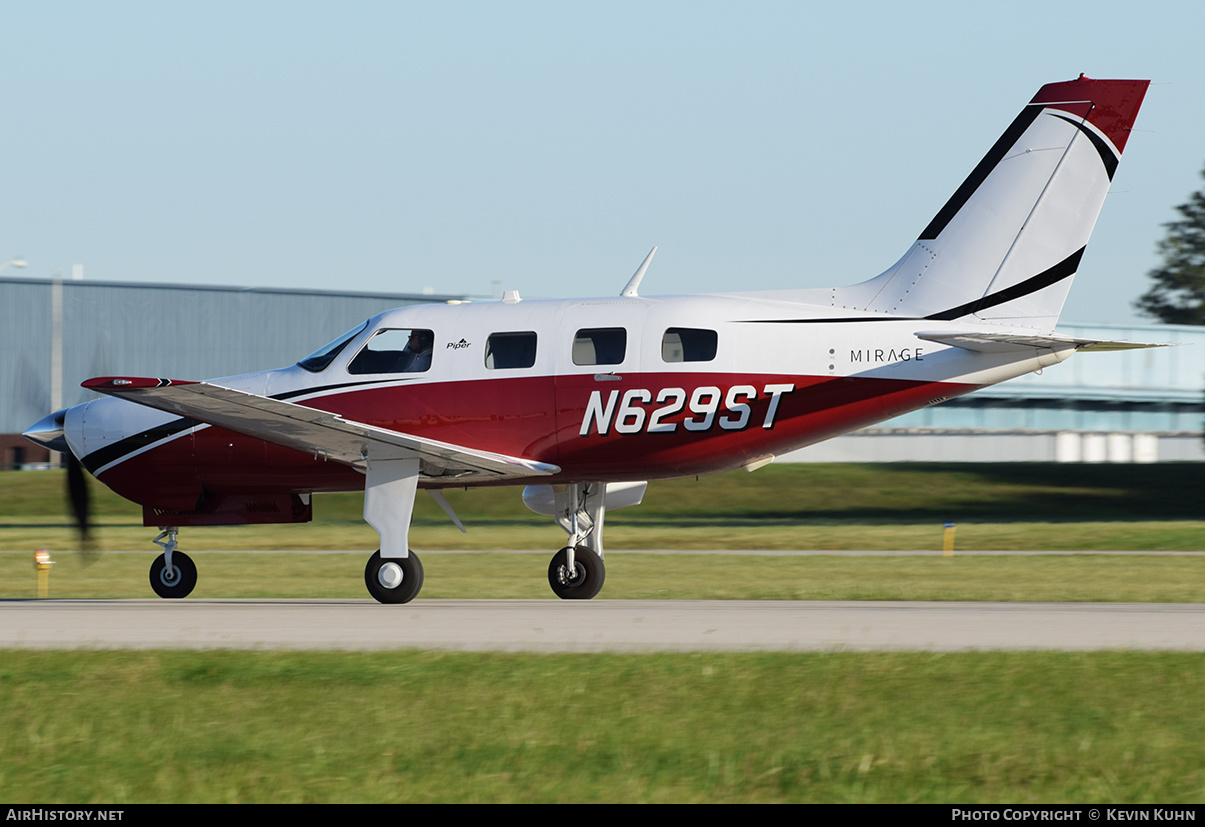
left=3, top=599, right=1203, bottom=652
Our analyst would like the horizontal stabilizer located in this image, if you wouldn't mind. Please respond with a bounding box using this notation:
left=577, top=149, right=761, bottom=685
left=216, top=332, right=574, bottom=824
left=914, top=331, right=1169, bottom=353
left=82, top=376, right=559, bottom=482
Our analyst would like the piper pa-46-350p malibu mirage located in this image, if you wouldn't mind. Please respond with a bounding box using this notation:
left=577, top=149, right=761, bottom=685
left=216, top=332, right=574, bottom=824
left=25, top=75, right=1158, bottom=603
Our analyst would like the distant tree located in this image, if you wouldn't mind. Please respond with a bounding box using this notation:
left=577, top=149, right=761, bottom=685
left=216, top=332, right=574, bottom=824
left=1136, top=165, right=1205, bottom=324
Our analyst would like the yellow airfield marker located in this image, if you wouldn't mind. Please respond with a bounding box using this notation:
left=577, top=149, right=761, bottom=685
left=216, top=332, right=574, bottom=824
left=34, top=549, right=54, bottom=597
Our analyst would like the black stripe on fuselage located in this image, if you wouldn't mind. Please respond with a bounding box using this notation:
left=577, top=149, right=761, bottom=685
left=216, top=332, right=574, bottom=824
left=737, top=316, right=920, bottom=324
left=273, top=377, right=401, bottom=402
left=82, top=377, right=406, bottom=474
left=81, top=418, right=202, bottom=475
left=737, top=246, right=1085, bottom=326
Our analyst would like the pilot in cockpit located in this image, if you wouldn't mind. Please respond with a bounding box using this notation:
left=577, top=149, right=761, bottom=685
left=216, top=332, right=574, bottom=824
left=399, top=329, right=434, bottom=372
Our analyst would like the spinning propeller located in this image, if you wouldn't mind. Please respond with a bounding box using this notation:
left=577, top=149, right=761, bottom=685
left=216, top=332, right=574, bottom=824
left=21, top=408, right=97, bottom=560
left=19, top=347, right=103, bottom=561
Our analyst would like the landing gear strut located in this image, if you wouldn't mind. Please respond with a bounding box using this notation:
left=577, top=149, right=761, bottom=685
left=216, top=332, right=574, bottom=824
left=361, top=456, right=425, bottom=604
left=149, top=527, right=197, bottom=599
left=546, top=483, right=608, bottom=600
left=523, top=481, right=645, bottom=599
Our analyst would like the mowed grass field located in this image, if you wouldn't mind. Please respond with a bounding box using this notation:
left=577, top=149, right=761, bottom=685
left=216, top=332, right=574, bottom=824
left=2, top=463, right=1203, bottom=803
left=3, top=650, right=1204, bottom=804
left=2, top=462, right=1204, bottom=601
left=3, top=461, right=1205, bottom=553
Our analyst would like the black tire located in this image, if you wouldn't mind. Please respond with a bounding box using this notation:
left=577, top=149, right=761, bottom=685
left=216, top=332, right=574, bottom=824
left=149, top=551, right=197, bottom=599
left=548, top=545, right=605, bottom=600
left=364, top=550, right=424, bottom=604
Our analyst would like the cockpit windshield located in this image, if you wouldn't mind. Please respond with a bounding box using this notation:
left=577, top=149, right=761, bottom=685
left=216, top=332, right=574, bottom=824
left=296, top=321, right=369, bottom=372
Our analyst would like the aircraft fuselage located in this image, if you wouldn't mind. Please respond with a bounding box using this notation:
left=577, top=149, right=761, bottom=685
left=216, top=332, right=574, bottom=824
left=66, top=290, right=1066, bottom=524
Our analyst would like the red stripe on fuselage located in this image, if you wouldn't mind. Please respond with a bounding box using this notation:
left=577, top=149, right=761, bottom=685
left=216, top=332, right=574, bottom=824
left=549, top=371, right=974, bottom=477
left=95, top=372, right=975, bottom=512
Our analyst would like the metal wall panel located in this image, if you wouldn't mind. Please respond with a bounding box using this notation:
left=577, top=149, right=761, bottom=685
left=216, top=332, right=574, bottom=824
left=2, top=277, right=465, bottom=433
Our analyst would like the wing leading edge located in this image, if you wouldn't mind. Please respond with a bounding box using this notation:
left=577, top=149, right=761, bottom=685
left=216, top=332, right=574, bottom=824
left=83, top=377, right=560, bottom=483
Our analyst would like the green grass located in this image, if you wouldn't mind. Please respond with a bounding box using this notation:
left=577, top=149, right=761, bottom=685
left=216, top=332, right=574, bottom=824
left=2, top=649, right=1202, bottom=803
left=2, top=463, right=1204, bottom=552
left=4, top=463, right=1202, bottom=601
left=3, top=550, right=1203, bottom=602
left=7, top=519, right=1205, bottom=554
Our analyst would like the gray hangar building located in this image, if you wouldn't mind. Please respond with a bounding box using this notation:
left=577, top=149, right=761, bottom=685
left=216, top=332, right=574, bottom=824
left=2, top=275, right=468, bottom=468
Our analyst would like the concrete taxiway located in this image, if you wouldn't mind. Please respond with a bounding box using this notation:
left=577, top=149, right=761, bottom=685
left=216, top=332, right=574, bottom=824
left=2, top=599, right=1202, bottom=652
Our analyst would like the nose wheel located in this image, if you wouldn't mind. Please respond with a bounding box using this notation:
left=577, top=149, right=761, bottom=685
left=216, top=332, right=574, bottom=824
left=148, top=527, right=197, bottom=599
left=149, top=550, right=197, bottom=599
left=548, top=545, right=605, bottom=600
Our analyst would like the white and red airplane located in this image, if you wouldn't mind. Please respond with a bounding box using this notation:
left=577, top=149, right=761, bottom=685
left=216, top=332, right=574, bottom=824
left=24, top=75, right=1155, bottom=603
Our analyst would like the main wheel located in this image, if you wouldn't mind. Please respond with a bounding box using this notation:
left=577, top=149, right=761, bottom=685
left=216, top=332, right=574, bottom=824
left=364, top=550, right=424, bottom=604
left=149, top=551, right=197, bottom=599
left=548, top=545, right=605, bottom=600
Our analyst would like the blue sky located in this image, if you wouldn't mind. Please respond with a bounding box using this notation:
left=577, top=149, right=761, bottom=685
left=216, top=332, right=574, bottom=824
left=4, top=0, right=1203, bottom=326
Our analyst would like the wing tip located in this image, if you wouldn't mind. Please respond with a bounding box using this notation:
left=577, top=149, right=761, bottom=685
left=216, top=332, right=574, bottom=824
left=83, top=376, right=196, bottom=392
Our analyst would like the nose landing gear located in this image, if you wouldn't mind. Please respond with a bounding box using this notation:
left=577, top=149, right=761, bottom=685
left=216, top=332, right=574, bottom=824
left=149, top=527, right=197, bottom=599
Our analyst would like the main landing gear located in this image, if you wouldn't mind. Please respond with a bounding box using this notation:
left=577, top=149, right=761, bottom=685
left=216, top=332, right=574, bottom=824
left=543, top=482, right=609, bottom=600
left=522, top=481, right=647, bottom=600
left=149, top=527, right=197, bottom=599
left=548, top=545, right=605, bottom=600
left=364, top=549, right=424, bottom=604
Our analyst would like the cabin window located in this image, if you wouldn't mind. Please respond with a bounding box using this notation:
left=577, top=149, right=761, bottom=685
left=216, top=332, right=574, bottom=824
left=348, top=328, right=435, bottom=374
left=573, top=327, right=627, bottom=366
left=297, top=321, right=368, bottom=372
left=662, top=327, right=717, bottom=363
left=485, top=331, right=537, bottom=369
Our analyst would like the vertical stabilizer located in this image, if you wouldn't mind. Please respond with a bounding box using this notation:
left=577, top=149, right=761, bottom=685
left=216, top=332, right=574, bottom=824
left=836, top=76, right=1149, bottom=331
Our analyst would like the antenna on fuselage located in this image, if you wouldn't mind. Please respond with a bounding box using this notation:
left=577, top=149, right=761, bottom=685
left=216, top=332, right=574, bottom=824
left=620, top=247, right=657, bottom=298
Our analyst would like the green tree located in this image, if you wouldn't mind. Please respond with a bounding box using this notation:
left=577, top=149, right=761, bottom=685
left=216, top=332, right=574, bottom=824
left=1136, top=165, right=1205, bottom=324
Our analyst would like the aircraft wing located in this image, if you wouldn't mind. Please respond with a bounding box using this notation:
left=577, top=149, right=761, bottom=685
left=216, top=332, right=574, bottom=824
left=913, top=331, right=1170, bottom=353
left=82, top=377, right=560, bottom=482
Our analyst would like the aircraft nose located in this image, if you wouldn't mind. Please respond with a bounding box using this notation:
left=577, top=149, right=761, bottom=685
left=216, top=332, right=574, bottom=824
left=23, top=409, right=70, bottom=453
